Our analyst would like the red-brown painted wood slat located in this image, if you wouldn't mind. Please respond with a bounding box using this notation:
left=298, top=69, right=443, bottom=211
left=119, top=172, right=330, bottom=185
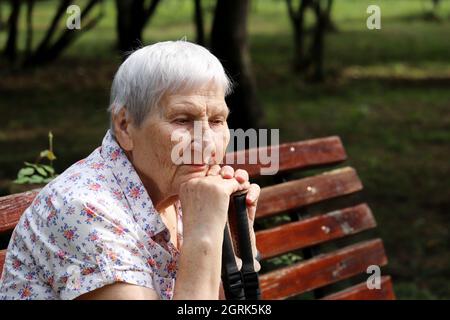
left=322, top=276, right=395, bottom=300
left=0, top=249, right=6, bottom=278
left=256, top=167, right=363, bottom=219
left=256, top=203, right=376, bottom=259
left=259, top=239, right=388, bottom=300
left=0, top=189, right=40, bottom=233
left=224, top=136, right=347, bottom=178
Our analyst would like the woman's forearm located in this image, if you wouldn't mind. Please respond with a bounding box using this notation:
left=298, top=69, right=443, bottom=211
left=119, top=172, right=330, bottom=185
left=172, top=231, right=223, bottom=299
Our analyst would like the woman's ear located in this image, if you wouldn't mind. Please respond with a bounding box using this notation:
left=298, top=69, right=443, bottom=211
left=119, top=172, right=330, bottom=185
left=113, top=108, right=134, bottom=151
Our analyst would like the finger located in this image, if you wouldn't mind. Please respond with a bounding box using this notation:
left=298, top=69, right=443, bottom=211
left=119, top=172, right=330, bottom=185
left=247, top=202, right=257, bottom=223
left=245, top=208, right=258, bottom=256
left=206, top=164, right=221, bottom=176
left=220, top=165, right=235, bottom=179
left=254, top=259, right=261, bottom=272
left=219, top=176, right=249, bottom=196
left=234, top=169, right=249, bottom=184
left=235, top=180, right=251, bottom=194
left=235, top=256, right=242, bottom=270
left=246, top=183, right=260, bottom=206
left=234, top=256, right=260, bottom=272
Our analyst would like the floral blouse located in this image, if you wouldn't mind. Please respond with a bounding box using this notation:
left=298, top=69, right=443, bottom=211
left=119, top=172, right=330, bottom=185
left=0, top=130, right=183, bottom=300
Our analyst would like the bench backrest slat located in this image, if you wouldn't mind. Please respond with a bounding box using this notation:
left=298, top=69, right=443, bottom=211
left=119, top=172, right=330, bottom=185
left=256, top=203, right=376, bottom=259
left=0, top=250, right=6, bottom=278
left=322, top=276, right=395, bottom=300
left=225, top=136, right=347, bottom=178
left=256, top=166, right=362, bottom=218
left=259, top=239, right=388, bottom=300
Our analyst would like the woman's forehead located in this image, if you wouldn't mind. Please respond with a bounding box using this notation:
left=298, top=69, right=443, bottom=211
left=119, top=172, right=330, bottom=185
left=168, top=93, right=225, bottom=105
left=163, top=91, right=228, bottom=115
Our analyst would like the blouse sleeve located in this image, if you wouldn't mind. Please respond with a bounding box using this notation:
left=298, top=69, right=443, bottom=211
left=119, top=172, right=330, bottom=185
left=2, top=190, right=157, bottom=300
left=56, top=197, right=158, bottom=300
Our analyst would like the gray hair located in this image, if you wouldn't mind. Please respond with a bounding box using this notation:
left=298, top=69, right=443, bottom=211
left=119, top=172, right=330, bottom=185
left=108, top=40, right=232, bottom=134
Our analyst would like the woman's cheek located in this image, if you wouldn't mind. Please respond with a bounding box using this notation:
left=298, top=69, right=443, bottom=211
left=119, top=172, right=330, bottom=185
left=166, top=129, right=191, bottom=165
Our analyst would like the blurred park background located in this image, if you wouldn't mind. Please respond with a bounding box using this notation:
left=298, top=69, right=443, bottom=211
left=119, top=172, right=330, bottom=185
left=0, top=0, right=449, bottom=299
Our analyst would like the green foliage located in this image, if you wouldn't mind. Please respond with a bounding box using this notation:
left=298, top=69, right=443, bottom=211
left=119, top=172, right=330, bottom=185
left=266, top=253, right=303, bottom=268
left=13, top=132, right=58, bottom=185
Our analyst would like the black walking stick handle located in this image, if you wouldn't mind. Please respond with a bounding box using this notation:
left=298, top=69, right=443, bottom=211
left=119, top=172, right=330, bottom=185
left=232, top=192, right=255, bottom=271
left=221, top=190, right=261, bottom=300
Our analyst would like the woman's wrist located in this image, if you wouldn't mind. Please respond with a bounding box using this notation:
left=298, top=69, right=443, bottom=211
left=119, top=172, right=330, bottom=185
left=174, top=228, right=223, bottom=299
left=181, top=222, right=225, bottom=252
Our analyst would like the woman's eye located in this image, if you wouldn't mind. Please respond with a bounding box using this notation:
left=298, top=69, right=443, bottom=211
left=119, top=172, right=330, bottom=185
left=174, top=119, right=189, bottom=125
left=210, top=119, right=224, bottom=126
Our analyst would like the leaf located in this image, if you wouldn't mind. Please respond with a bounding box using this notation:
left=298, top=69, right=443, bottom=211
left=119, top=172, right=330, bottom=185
left=24, top=161, right=38, bottom=169
left=40, top=150, right=49, bottom=159
left=43, top=177, right=55, bottom=183
left=18, top=167, right=35, bottom=177
left=36, top=166, right=48, bottom=177
left=40, top=150, right=57, bottom=161
left=24, top=162, right=54, bottom=174
left=47, top=151, right=56, bottom=161
left=13, top=177, right=30, bottom=184
left=29, top=175, right=44, bottom=184
left=42, top=165, right=55, bottom=174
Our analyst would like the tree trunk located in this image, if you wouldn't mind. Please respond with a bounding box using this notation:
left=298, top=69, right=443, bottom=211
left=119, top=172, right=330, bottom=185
left=27, top=0, right=70, bottom=64
left=115, top=0, right=161, bottom=54
left=286, top=0, right=310, bottom=72
left=310, top=1, right=326, bottom=81
left=3, top=0, right=21, bottom=62
left=431, top=0, right=441, bottom=17
left=286, top=0, right=328, bottom=80
left=210, top=0, right=265, bottom=130
left=25, top=0, right=35, bottom=58
left=0, top=1, right=4, bottom=31
left=324, top=0, right=337, bottom=31
left=193, top=0, right=205, bottom=46
left=115, top=0, right=144, bottom=52
left=432, top=0, right=440, bottom=11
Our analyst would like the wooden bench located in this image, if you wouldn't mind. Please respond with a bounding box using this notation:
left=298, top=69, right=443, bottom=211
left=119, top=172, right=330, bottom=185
left=0, top=136, right=395, bottom=300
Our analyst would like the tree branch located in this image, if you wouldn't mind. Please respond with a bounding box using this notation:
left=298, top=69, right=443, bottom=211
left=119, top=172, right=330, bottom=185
left=142, top=0, right=162, bottom=28
left=34, top=0, right=71, bottom=54
left=25, top=0, right=103, bottom=66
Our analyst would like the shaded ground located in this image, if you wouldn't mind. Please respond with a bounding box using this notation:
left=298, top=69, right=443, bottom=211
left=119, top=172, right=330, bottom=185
left=0, top=0, right=449, bottom=299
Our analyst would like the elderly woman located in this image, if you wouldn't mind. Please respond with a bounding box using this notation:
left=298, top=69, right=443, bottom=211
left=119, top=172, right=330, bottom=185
left=0, top=41, right=261, bottom=300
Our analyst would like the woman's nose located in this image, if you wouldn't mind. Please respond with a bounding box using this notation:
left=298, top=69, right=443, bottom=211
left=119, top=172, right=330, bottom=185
left=191, top=121, right=216, bottom=164
left=202, top=127, right=216, bottom=164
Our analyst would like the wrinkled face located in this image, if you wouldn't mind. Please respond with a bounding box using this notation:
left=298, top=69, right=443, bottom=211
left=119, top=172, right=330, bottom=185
left=126, top=82, right=230, bottom=198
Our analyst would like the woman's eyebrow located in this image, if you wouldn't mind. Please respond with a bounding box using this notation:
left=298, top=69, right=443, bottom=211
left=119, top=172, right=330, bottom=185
left=212, top=106, right=230, bottom=118
left=166, top=102, right=204, bottom=117
left=166, top=100, right=229, bottom=117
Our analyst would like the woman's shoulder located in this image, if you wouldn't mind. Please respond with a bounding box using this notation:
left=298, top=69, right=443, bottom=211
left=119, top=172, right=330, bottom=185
left=21, top=150, right=132, bottom=236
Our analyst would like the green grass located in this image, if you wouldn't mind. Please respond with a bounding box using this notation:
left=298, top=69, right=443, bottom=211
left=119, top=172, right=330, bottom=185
left=0, top=0, right=449, bottom=299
